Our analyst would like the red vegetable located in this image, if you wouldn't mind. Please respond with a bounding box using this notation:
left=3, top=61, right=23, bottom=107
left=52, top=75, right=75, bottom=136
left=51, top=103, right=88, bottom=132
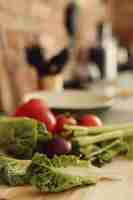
left=38, top=110, right=56, bottom=132
left=14, top=99, right=49, bottom=116
left=56, top=114, right=77, bottom=133
left=80, top=114, right=103, bottom=127
left=13, top=99, right=56, bottom=132
left=46, top=137, right=72, bottom=158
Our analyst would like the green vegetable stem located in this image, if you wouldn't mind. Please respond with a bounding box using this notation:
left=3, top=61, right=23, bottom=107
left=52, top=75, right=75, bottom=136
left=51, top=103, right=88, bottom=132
left=72, top=129, right=133, bottom=146
left=28, top=153, right=96, bottom=192
left=64, top=123, right=133, bottom=137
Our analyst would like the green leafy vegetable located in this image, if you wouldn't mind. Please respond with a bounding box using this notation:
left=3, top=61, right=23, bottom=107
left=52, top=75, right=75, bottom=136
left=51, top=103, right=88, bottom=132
left=0, top=117, right=51, bottom=158
left=0, top=154, right=30, bottom=186
left=28, top=153, right=96, bottom=192
left=125, top=137, right=133, bottom=160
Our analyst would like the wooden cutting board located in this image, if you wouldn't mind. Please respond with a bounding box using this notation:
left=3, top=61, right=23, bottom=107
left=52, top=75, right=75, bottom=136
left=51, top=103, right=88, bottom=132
left=0, top=158, right=133, bottom=200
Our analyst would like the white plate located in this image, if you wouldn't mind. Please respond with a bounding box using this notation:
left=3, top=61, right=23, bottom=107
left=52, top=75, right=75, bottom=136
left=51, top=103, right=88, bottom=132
left=23, top=90, right=113, bottom=112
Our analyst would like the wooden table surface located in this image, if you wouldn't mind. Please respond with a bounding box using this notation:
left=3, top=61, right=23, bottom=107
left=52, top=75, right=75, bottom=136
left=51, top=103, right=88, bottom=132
left=0, top=158, right=133, bottom=200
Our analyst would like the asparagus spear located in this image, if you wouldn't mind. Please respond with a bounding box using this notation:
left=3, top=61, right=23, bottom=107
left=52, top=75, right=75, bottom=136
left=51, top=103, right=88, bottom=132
left=89, top=140, right=123, bottom=159
left=67, top=124, right=133, bottom=165
left=72, top=129, right=133, bottom=147
left=80, top=145, right=100, bottom=156
left=64, top=123, right=133, bottom=137
left=94, top=141, right=128, bottom=165
left=78, top=141, right=120, bottom=160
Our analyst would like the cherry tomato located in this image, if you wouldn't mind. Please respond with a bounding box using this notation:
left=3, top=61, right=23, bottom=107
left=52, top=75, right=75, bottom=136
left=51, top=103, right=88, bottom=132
left=56, top=114, right=77, bottom=133
left=80, top=114, right=103, bottom=127
left=13, top=99, right=56, bottom=132
left=37, top=110, right=57, bottom=132
left=14, top=99, right=49, bottom=117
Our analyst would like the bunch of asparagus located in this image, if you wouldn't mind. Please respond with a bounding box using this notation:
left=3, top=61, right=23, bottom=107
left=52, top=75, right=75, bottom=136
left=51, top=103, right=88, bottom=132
left=64, top=123, right=133, bottom=166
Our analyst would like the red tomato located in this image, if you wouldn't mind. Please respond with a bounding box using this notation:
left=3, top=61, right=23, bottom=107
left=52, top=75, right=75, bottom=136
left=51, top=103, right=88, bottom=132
left=13, top=99, right=56, bottom=132
left=80, top=114, right=103, bottom=127
left=14, top=99, right=49, bottom=116
left=56, top=114, right=77, bottom=133
left=37, top=110, right=56, bottom=132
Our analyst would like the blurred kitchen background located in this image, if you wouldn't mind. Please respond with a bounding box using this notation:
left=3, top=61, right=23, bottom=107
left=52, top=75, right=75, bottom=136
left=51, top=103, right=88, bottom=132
left=0, top=0, right=133, bottom=113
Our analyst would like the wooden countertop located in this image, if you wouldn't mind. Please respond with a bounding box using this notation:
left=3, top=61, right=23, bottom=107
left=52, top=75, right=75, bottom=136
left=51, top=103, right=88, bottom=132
left=0, top=158, right=133, bottom=200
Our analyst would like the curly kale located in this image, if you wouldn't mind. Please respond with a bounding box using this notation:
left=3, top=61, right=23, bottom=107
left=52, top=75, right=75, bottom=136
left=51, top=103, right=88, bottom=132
left=0, top=154, right=30, bottom=186
left=28, top=153, right=96, bottom=193
left=0, top=117, right=51, bottom=159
